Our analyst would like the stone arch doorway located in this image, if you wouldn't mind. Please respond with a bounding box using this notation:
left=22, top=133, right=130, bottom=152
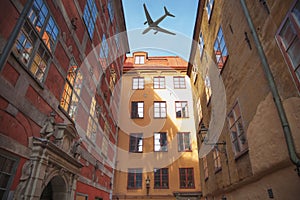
left=40, top=176, right=67, bottom=200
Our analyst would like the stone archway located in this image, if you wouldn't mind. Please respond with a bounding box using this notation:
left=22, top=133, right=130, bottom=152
left=40, top=176, right=67, bottom=200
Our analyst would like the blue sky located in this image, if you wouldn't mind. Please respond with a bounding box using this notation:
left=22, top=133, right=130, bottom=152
left=122, top=0, right=199, bottom=56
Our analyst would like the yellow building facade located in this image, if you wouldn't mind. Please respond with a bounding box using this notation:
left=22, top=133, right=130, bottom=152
left=188, top=0, right=300, bottom=199
left=113, top=52, right=201, bottom=199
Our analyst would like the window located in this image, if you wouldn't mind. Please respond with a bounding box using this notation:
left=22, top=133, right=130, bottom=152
left=129, top=133, right=143, bottom=153
left=131, top=101, right=144, bottom=118
left=228, top=102, right=248, bottom=157
left=127, top=168, right=142, bottom=189
left=153, top=76, right=165, bottom=89
left=196, top=98, right=203, bottom=122
left=205, top=73, right=212, bottom=103
left=177, top=132, right=191, bottom=152
left=134, top=56, right=145, bottom=64
left=154, top=132, right=168, bottom=152
left=102, top=137, right=108, bottom=157
left=86, top=97, right=97, bottom=142
left=199, top=32, right=205, bottom=58
left=206, top=0, right=214, bottom=21
left=203, top=156, right=209, bottom=180
left=83, top=0, right=98, bottom=38
left=100, top=34, right=109, bottom=67
left=154, top=101, right=167, bottom=118
left=14, top=0, right=59, bottom=83
left=107, top=0, right=114, bottom=22
left=132, top=77, right=144, bottom=89
left=76, top=193, right=88, bottom=200
left=276, top=1, right=300, bottom=91
left=179, top=168, right=195, bottom=188
left=173, top=76, right=186, bottom=89
left=154, top=168, right=168, bottom=188
left=60, top=62, right=83, bottom=120
left=213, top=148, right=222, bottom=172
left=175, top=101, right=189, bottom=118
left=0, top=152, right=18, bottom=199
left=214, top=27, right=228, bottom=70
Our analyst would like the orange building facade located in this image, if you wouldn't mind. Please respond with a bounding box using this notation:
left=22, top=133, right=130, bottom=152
left=113, top=52, right=201, bottom=200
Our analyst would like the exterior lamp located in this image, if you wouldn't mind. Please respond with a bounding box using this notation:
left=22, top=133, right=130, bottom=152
left=145, top=176, right=150, bottom=196
left=199, top=123, right=226, bottom=146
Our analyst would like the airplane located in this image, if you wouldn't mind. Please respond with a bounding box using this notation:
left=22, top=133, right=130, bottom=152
left=142, top=3, right=176, bottom=35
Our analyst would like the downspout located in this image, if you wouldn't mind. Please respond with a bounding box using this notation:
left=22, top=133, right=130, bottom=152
left=240, top=0, right=300, bottom=175
left=0, top=0, right=34, bottom=70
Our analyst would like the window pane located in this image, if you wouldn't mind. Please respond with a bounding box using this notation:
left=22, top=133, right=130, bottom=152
left=279, top=20, right=296, bottom=50
left=287, top=37, right=300, bottom=69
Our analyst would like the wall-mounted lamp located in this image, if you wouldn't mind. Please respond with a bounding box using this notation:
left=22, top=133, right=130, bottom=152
left=199, top=123, right=226, bottom=146
left=145, top=176, right=150, bottom=196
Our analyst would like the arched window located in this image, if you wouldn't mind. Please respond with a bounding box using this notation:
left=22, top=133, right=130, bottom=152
left=60, top=60, right=82, bottom=120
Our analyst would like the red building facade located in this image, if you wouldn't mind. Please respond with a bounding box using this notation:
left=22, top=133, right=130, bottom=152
left=0, top=0, right=128, bottom=199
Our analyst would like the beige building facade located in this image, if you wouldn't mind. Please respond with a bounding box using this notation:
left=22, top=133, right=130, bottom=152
left=188, top=0, right=300, bottom=199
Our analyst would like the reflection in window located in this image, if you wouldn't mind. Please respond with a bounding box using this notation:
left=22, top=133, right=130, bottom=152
left=60, top=61, right=83, bottom=120
left=129, top=133, right=143, bottom=153
left=276, top=1, right=300, bottom=90
left=154, top=168, right=168, bottom=188
left=131, top=102, right=144, bottom=118
left=228, top=102, right=248, bottom=157
left=153, top=76, right=165, bottom=89
left=28, top=0, right=58, bottom=52
left=154, top=101, right=167, bottom=118
left=108, top=0, right=114, bottom=22
left=14, top=0, right=59, bottom=83
left=0, top=153, right=18, bottom=199
left=177, top=132, right=191, bottom=152
left=100, top=34, right=109, bottom=67
left=214, top=27, right=228, bottom=70
left=127, top=168, right=142, bottom=189
left=134, top=56, right=145, bottom=64
left=179, top=168, right=195, bottom=188
left=102, top=137, right=108, bottom=157
left=213, top=148, right=222, bottom=172
left=206, top=0, right=214, bottom=21
left=199, top=32, right=205, bottom=58
left=173, top=76, right=186, bottom=89
left=154, top=132, right=167, bottom=152
left=86, top=97, right=97, bottom=142
left=205, top=73, right=212, bottom=103
left=132, top=77, right=144, bottom=89
left=175, top=101, right=189, bottom=118
left=83, top=0, right=98, bottom=38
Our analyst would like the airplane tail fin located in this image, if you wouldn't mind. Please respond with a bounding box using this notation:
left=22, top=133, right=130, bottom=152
left=164, top=6, right=175, bottom=17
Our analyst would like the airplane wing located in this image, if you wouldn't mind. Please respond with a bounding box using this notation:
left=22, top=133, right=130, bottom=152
left=143, top=4, right=153, bottom=25
left=156, top=26, right=176, bottom=35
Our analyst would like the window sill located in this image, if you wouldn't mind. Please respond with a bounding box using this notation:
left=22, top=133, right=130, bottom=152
left=214, top=167, right=222, bottom=174
left=127, top=187, right=142, bottom=190
left=179, top=186, right=196, bottom=189
left=234, top=148, right=249, bottom=161
left=154, top=187, right=169, bottom=189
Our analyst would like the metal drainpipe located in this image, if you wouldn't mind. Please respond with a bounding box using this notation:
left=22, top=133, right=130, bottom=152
left=0, top=0, right=34, bottom=71
left=240, top=0, right=300, bottom=175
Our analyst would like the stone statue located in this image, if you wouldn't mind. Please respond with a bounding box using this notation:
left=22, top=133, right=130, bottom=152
left=40, top=112, right=56, bottom=139
left=71, top=138, right=82, bottom=159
